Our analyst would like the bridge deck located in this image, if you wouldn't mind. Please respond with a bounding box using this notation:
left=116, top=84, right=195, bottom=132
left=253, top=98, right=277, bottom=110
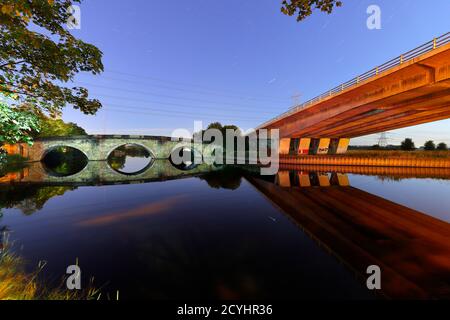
left=260, top=33, right=450, bottom=139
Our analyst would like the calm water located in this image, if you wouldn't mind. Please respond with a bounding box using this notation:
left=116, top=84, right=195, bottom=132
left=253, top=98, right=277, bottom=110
left=1, top=156, right=450, bottom=299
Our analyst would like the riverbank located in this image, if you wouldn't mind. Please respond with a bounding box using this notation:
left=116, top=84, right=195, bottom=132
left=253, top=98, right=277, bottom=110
left=0, top=247, right=101, bottom=300
left=279, top=151, right=450, bottom=168
left=346, top=150, right=450, bottom=159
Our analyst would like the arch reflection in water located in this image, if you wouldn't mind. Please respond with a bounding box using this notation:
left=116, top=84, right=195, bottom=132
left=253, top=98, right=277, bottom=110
left=108, top=144, right=153, bottom=175
left=41, top=146, right=88, bottom=177
left=169, top=146, right=202, bottom=171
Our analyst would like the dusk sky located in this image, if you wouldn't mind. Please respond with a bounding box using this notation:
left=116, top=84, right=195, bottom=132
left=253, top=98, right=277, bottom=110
left=63, top=0, right=450, bottom=146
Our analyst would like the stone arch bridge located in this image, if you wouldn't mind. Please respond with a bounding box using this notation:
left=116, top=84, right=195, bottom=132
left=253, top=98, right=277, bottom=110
left=4, top=135, right=217, bottom=162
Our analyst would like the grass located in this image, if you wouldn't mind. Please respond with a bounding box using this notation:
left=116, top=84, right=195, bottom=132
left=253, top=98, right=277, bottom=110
left=0, top=251, right=37, bottom=300
left=345, top=150, right=450, bottom=159
left=0, top=246, right=102, bottom=300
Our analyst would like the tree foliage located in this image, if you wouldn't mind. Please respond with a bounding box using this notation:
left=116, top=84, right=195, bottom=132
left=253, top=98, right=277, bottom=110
left=424, top=140, right=436, bottom=151
left=35, top=116, right=86, bottom=138
left=194, top=122, right=242, bottom=141
left=281, top=0, right=343, bottom=21
left=0, top=100, right=40, bottom=145
left=437, top=142, right=448, bottom=151
left=0, top=0, right=103, bottom=117
left=400, top=138, right=415, bottom=151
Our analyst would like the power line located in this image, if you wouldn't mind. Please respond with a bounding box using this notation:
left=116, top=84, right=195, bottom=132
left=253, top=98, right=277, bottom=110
left=73, top=81, right=289, bottom=111
left=96, top=75, right=290, bottom=104
left=105, top=69, right=291, bottom=103
left=82, top=91, right=281, bottom=115
left=103, top=103, right=267, bottom=120
left=104, top=107, right=263, bottom=122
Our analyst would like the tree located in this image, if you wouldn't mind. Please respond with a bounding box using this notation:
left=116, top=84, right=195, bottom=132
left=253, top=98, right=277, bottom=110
left=0, top=100, right=40, bottom=146
left=437, top=142, right=448, bottom=151
left=35, top=116, right=86, bottom=138
left=424, top=140, right=436, bottom=151
left=206, top=122, right=223, bottom=131
left=0, top=0, right=103, bottom=117
left=281, top=0, right=343, bottom=21
left=400, top=138, right=415, bottom=151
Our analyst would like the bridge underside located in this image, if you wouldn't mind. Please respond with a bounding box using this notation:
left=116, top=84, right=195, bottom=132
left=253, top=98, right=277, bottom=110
left=261, top=42, right=450, bottom=155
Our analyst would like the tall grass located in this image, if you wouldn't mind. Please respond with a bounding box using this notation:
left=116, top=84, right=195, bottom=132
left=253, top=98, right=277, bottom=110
left=0, top=251, right=37, bottom=300
left=0, top=247, right=102, bottom=300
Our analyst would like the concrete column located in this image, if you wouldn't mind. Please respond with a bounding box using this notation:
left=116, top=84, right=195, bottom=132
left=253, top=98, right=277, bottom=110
left=279, top=138, right=291, bottom=155
left=297, top=138, right=311, bottom=155
left=336, top=138, right=350, bottom=154
left=317, top=138, right=331, bottom=155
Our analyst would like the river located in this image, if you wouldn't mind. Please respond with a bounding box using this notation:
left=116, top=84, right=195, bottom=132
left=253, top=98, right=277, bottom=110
left=1, top=154, right=449, bottom=299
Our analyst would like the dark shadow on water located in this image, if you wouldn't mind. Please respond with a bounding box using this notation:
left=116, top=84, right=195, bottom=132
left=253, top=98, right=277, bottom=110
left=169, top=146, right=202, bottom=171
left=198, top=166, right=242, bottom=190
left=0, top=184, right=77, bottom=215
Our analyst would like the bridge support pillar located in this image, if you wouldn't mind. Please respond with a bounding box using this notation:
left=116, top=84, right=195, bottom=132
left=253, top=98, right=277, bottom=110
left=297, top=138, right=311, bottom=155
left=279, top=138, right=291, bottom=155
left=317, top=138, right=331, bottom=155
left=336, top=138, right=350, bottom=154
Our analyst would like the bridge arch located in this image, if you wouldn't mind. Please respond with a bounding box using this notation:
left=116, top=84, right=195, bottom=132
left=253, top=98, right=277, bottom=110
left=105, top=142, right=156, bottom=161
left=106, top=143, right=155, bottom=176
left=41, top=144, right=89, bottom=162
left=41, top=145, right=90, bottom=177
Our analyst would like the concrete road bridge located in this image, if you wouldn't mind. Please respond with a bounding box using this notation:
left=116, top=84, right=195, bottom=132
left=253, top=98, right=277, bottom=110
left=258, top=32, right=450, bottom=156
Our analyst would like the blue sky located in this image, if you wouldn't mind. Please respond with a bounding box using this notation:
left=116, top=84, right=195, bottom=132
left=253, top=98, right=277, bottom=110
left=63, top=0, right=450, bottom=146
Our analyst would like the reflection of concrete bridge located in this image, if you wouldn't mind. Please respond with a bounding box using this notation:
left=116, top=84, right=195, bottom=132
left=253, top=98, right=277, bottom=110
left=277, top=164, right=450, bottom=180
left=258, top=33, right=450, bottom=155
left=0, top=160, right=220, bottom=186
left=4, top=135, right=215, bottom=162
left=247, top=173, right=450, bottom=299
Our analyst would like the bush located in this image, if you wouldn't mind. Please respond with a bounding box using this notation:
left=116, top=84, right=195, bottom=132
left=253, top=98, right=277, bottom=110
left=400, top=138, right=415, bottom=151
left=437, top=142, right=448, bottom=151
left=424, top=140, right=436, bottom=151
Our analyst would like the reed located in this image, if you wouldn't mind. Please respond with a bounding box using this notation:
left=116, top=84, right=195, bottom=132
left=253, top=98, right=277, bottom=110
left=0, top=247, right=102, bottom=300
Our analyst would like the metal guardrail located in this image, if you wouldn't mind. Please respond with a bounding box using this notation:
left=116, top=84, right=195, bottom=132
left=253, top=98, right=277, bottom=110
left=259, top=32, right=450, bottom=128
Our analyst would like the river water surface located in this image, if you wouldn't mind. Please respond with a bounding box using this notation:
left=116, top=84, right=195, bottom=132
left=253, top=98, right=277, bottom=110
left=1, top=154, right=450, bottom=299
